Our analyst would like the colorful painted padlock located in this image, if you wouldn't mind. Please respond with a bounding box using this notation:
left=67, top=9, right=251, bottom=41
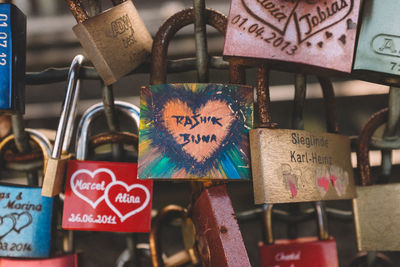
left=0, top=254, right=78, bottom=267
left=0, top=129, right=54, bottom=258
left=62, top=101, right=153, bottom=232
left=223, top=0, right=362, bottom=74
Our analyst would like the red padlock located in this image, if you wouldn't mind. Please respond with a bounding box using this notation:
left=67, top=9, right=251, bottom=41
left=0, top=254, right=78, bottom=267
left=62, top=101, right=153, bottom=232
left=259, top=203, right=339, bottom=267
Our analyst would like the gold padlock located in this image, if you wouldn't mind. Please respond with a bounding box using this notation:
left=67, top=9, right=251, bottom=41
left=353, top=108, right=400, bottom=251
left=66, top=0, right=153, bottom=85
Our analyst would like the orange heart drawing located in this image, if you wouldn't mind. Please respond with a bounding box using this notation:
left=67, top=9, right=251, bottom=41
left=162, top=99, right=235, bottom=163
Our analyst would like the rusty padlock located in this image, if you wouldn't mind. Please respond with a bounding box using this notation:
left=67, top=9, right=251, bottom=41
left=66, top=0, right=153, bottom=85
left=0, top=128, right=55, bottom=258
left=62, top=101, right=153, bottom=233
left=353, top=108, right=400, bottom=251
left=258, top=203, right=339, bottom=267
left=250, top=72, right=356, bottom=203
left=138, top=8, right=253, bottom=180
left=223, top=0, right=362, bottom=75
left=353, top=0, right=400, bottom=85
left=42, top=55, right=82, bottom=197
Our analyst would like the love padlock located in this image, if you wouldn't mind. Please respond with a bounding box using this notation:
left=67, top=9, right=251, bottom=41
left=0, top=129, right=54, bottom=258
left=259, top=203, right=339, bottom=267
left=138, top=8, right=253, bottom=180
left=353, top=108, right=400, bottom=251
left=42, top=55, right=82, bottom=197
left=62, top=101, right=153, bottom=232
left=353, top=0, right=400, bottom=84
left=223, top=0, right=362, bottom=74
left=0, top=254, right=78, bottom=267
left=66, top=0, right=152, bottom=85
left=0, top=0, right=25, bottom=114
left=250, top=72, right=355, bottom=203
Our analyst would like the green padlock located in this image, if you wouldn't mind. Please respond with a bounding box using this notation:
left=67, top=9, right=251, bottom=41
left=353, top=0, right=400, bottom=84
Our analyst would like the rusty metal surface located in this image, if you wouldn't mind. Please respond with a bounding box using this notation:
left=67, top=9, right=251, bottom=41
left=224, top=0, right=362, bottom=74
left=191, top=185, right=251, bottom=267
left=88, top=131, right=138, bottom=150
left=65, top=0, right=89, bottom=23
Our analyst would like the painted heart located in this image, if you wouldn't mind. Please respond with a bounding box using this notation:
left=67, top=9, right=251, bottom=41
left=242, top=0, right=354, bottom=44
left=0, top=215, right=15, bottom=239
left=162, top=99, right=235, bottom=163
left=70, top=168, right=116, bottom=209
left=329, top=165, right=349, bottom=196
left=105, top=181, right=151, bottom=222
left=11, top=212, right=32, bottom=233
left=315, top=166, right=330, bottom=197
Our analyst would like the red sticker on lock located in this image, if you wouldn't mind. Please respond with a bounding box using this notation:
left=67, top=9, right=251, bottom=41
left=259, top=237, right=339, bottom=267
left=62, top=160, right=153, bottom=232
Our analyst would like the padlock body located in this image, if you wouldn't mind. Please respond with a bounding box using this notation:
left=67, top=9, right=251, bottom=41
left=0, top=253, right=78, bottom=266
left=223, top=0, right=362, bottom=74
left=353, top=183, right=400, bottom=251
left=259, top=237, right=339, bottom=267
left=62, top=160, right=153, bottom=232
left=138, top=83, right=253, bottom=180
left=353, top=0, right=400, bottom=84
left=73, top=1, right=152, bottom=85
left=42, top=155, right=69, bottom=197
left=0, top=3, right=25, bottom=113
left=0, top=184, right=53, bottom=258
left=250, top=129, right=355, bottom=203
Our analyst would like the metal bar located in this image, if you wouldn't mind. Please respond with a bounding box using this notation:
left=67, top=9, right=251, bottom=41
left=292, top=74, right=306, bottom=130
left=257, top=65, right=275, bottom=128
left=262, top=204, right=274, bottom=244
left=11, top=112, right=30, bottom=154
left=318, top=76, right=340, bottom=134
left=193, top=0, right=209, bottom=83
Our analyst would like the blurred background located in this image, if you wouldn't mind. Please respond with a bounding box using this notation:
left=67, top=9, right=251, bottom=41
left=5, top=0, right=400, bottom=266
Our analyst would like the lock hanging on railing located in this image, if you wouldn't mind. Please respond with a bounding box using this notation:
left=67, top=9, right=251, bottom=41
left=62, top=101, right=153, bottom=232
left=250, top=72, right=356, bottom=204
left=258, top=203, right=339, bottom=266
left=66, top=0, right=153, bottom=85
left=42, top=55, right=82, bottom=197
left=138, top=8, right=253, bottom=180
left=353, top=108, right=400, bottom=251
left=223, top=0, right=362, bottom=74
left=0, top=129, right=54, bottom=258
left=0, top=0, right=25, bottom=114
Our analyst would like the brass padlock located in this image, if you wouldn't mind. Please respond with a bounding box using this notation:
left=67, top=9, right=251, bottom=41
left=66, top=0, right=153, bottom=85
left=353, top=0, right=400, bottom=85
left=251, top=71, right=355, bottom=203
left=353, top=108, right=400, bottom=251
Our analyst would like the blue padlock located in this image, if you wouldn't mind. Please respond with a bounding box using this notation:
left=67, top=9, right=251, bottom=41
left=0, top=129, right=54, bottom=258
left=0, top=0, right=25, bottom=114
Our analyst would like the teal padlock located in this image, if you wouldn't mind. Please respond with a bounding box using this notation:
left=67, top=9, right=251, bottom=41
left=353, top=0, right=400, bottom=84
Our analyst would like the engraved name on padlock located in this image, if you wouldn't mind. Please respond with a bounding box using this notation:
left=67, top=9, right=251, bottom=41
left=259, top=204, right=339, bottom=267
left=67, top=0, right=153, bottom=85
left=0, top=129, right=54, bottom=258
left=138, top=9, right=253, bottom=180
left=251, top=129, right=355, bottom=204
left=223, top=0, right=362, bottom=74
left=62, top=101, right=153, bottom=232
left=0, top=254, right=78, bottom=266
left=0, top=1, right=25, bottom=113
left=353, top=0, right=400, bottom=84
left=353, top=108, right=400, bottom=251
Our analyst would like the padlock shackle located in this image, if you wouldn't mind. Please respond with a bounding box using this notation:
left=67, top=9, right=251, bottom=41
left=52, top=55, right=83, bottom=159
left=150, top=205, right=190, bottom=267
left=358, top=108, right=389, bottom=186
left=66, top=0, right=127, bottom=24
left=150, top=8, right=245, bottom=85
left=88, top=131, right=138, bottom=150
left=0, top=128, right=52, bottom=176
left=75, top=101, right=140, bottom=160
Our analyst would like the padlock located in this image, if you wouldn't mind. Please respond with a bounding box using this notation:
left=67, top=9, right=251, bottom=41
left=353, top=0, right=400, bottom=85
left=223, top=0, right=362, bottom=74
left=353, top=108, right=400, bottom=251
left=0, top=0, right=25, bottom=114
left=138, top=8, right=253, bottom=180
left=62, top=101, right=153, bottom=232
left=66, top=0, right=153, bottom=85
left=0, top=254, right=78, bottom=267
left=0, top=128, right=54, bottom=258
left=42, top=55, right=83, bottom=197
left=259, top=203, right=339, bottom=267
left=250, top=71, right=355, bottom=203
